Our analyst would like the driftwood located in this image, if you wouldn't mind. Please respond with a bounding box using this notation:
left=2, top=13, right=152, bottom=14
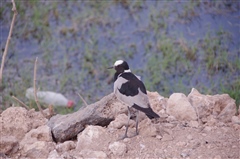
left=48, top=93, right=127, bottom=142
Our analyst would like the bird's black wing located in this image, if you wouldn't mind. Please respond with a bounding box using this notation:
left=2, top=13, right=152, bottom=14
left=118, top=72, right=147, bottom=97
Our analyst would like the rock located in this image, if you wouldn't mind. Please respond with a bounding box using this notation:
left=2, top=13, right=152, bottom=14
left=76, top=125, right=110, bottom=151
left=22, top=125, right=53, bottom=143
left=189, top=120, right=199, bottom=128
left=217, top=102, right=236, bottom=122
left=176, top=141, right=187, bottom=147
left=147, top=91, right=166, bottom=111
left=214, top=155, right=222, bottom=159
left=161, top=134, right=173, bottom=141
left=203, top=126, right=212, bottom=132
left=181, top=149, right=192, bottom=158
left=205, top=115, right=217, bottom=126
left=187, top=135, right=193, bottom=140
left=188, top=88, right=214, bottom=120
left=109, top=141, right=127, bottom=156
left=48, top=150, right=62, bottom=159
left=79, top=149, right=107, bottom=158
left=167, top=93, right=197, bottom=121
left=1, top=107, right=32, bottom=140
left=139, top=119, right=159, bottom=137
left=27, top=109, right=48, bottom=129
left=0, top=106, right=48, bottom=156
left=0, top=136, right=19, bottom=155
left=21, top=141, right=55, bottom=159
left=231, top=116, right=240, bottom=124
left=188, top=88, right=236, bottom=123
left=20, top=125, right=54, bottom=158
left=167, top=115, right=177, bottom=122
left=56, top=141, right=76, bottom=153
left=238, top=106, right=240, bottom=115
left=108, top=114, right=135, bottom=129
left=47, top=93, right=117, bottom=142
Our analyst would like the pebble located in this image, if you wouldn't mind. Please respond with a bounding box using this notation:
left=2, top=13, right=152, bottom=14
left=201, top=133, right=207, bottom=136
left=231, top=116, right=240, bottom=124
left=187, top=134, right=193, bottom=140
left=161, top=134, right=173, bottom=141
left=156, top=135, right=162, bottom=140
left=189, top=120, right=199, bottom=128
left=203, top=126, right=212, bottom=132
left=176, top=141, right=186, bottom=147
left=213, top=155, right=222, bottom=159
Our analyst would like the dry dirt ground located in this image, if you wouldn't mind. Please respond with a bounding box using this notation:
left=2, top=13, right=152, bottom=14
left=106, top=120, right=240, bottom=159
left=1, top=90, right=240, bottom=159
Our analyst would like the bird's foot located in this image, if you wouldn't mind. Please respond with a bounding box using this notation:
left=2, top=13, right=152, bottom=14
left=117, top=134, right=128, bottom=141
left=129, top=131, right=138, bottom=138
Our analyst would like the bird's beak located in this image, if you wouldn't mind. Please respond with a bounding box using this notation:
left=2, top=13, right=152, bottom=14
left=107, top=66, right=114, bottom=69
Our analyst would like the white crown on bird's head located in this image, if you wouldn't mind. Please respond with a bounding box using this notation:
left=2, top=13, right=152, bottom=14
left=114, top=60, right=124, bottom=66
left=109, top=60, right=131, bottom=72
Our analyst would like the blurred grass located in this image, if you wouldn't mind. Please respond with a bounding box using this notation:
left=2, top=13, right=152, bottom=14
left=1, top=0, right=239, bottom=113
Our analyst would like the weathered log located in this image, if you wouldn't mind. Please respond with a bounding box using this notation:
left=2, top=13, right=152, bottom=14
left=47, top=93, right=127, bottom=142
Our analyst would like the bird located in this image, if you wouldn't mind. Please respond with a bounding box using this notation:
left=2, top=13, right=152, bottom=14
left=26, top=88, right=74, bottom=108
left=108, top=60, right=159, bottom=139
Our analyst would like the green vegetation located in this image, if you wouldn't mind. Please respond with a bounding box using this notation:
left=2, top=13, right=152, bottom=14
left=1, top=0, right=239, bottom=113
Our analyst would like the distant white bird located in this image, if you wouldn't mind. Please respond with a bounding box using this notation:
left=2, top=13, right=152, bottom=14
left=26, top=88, right=74, bottom=108
left=108, top=60, right=159, bottom=139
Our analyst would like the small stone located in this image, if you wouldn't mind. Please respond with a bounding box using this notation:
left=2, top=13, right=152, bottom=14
left=163, top=123, right=177, bottom=128
left=187, top=135, right=193, bottom=140
left=181, top=152, right=189, bottom=158
left=162, top=134, right=173, bottom=141
left=181, top=149, right=192, bottom=158
left=176, top=141, right=186, bottom=147
left=189, top=120, right=199, bottom=128
left=203, top=126, right=212, bottom=132
left=48, top=150, right=61, bottom=159
left=79, top=149, right=107, bottom=158
left=0, top=136, right=19, bottom=155
left=109, top=141, right=127, bottom=156
left=156, top=135, right=162, bottom=140
left=123, top=138, right=130, bottom=143
left=167, top=115, right=177, bottom=122
left=56, top=141, right=76, bottom=153
left=201, top=133, right=207, bottom=136
left=231, top=116, right=240, bottom=124
left=213, top=155, right=222, bottom=159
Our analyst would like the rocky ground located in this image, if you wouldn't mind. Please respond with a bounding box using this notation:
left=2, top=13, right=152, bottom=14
left=1, top=88, right=240, bottom=159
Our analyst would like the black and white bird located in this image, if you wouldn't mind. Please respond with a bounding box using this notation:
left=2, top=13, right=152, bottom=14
left=108, top=60, right=160, bottom=139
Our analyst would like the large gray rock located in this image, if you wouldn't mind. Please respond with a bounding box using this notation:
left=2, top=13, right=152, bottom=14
left=166, top=93, right=197, bottom=121
left=48, top=93, right=123, bottom=142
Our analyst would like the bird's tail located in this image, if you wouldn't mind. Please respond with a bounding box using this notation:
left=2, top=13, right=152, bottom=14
left=132, top=104, right=160, bottom=119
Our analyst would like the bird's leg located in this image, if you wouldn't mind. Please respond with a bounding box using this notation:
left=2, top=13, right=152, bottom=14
left=118, top=106, right=131, bottom=140
left=129, top=110, right=139, bottom=138
left=135, top=110, right=139, bottom=136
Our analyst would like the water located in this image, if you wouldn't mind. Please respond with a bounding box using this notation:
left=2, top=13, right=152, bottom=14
left=1, top=1, right=239, bottom=110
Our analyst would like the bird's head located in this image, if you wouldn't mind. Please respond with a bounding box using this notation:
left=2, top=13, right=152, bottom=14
left=67, top=100, right=75, bottom=108
left=108, top=60, right=130, bottom=73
